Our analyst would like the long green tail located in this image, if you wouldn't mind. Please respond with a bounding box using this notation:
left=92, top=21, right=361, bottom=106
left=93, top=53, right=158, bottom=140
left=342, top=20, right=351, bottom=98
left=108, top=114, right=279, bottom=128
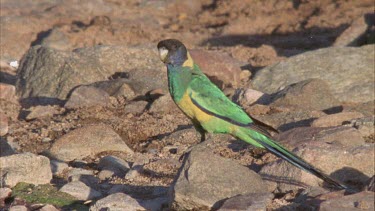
left=236, top=128, right=348, bottom=190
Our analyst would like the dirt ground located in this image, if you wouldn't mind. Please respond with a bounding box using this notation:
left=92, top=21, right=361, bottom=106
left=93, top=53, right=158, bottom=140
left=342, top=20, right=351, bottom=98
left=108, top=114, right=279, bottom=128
left=1, top=0, right=374, bottom=210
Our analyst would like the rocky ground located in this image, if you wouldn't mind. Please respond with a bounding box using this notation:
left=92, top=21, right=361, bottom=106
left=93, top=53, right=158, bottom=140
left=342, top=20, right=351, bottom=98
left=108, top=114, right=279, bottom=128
left=0, top=0, right=374, bottom=210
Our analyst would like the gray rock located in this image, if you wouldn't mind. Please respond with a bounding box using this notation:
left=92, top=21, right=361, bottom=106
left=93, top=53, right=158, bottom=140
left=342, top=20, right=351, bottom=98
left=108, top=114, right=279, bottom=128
left=48, top=124, right=133, bottom=162
left=98, top=155, right=130, bottom=177
left=124, top=100, right=148, bottom=115
left=269, top=79, right=340, bottom=111
left=91, top=79, right=136, bottom=99
left=252, top=45, right=375, bottom=103
left=260, top=127, right=373, bottom=192
left=25, top=105, right=60, bottom=120
left=218, top=192, right=274, bottom=211
left=170, top=143, right=267, bottom=210
left=69, top=174, right=100, bottom=190
left=67, top=168, right=94, bottom=177
left=98, top=169, right=115, bottom=180
left=16, top=45, right=166, bottom=101
left=90, top=193, right=146, bottom=211
left=59, top=181, right=102, bottom=200
left=320, top=191, right=374, bottom=211
left=148, top=94, right=179, bottom=114
left=39, top=27, right=71, bottom=51
left=50, top=159, right=69, bottom=175
left=0, top=153, right=52, bottom=187
left=64, top=85, right=110, bottom=109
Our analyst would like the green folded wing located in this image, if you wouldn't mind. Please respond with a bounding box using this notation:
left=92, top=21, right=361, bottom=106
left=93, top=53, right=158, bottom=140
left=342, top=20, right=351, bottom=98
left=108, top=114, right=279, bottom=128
left=188, top=75, right=253, bottom=126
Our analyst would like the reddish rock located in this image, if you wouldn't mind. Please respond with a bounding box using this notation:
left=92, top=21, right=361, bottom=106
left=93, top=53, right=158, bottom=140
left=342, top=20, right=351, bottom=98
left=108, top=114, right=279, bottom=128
left=0, top=112, right=8, bottom=136
left=0, top=83, right=16, bottom=102
left=270, top=78, right=340, bottom=111
left=320, top=191, right=374, bottom=211
left=311, top=112, right=364, bottom=127
left=334, top=15, right=371, bottom=46
left=190, top=49, right=242, bottom=89
left=260, top=126, right=373, bottom=192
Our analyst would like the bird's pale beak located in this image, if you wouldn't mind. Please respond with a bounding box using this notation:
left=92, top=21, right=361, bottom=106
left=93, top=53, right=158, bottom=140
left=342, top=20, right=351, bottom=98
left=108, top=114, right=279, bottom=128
left=158, top=48, right=169, bottom=63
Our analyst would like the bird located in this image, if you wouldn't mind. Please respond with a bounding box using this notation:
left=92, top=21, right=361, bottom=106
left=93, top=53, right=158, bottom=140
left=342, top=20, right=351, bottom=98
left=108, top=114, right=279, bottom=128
left=156, top=38, right=347, bottom=190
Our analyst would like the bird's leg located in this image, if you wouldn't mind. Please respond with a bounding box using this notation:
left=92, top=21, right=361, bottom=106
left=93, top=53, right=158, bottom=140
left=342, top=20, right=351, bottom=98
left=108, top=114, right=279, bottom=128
left=179, top=123, right=206, bottom=162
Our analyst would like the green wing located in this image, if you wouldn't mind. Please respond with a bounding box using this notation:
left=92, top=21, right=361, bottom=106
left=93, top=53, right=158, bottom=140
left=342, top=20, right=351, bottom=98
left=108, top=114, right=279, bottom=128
left=188, top=74, right=253, bottom=126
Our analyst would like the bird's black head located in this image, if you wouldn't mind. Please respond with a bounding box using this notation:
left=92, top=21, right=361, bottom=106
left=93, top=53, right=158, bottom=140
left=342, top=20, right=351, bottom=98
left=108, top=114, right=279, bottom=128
left=157, top=39, right=188, bottom=66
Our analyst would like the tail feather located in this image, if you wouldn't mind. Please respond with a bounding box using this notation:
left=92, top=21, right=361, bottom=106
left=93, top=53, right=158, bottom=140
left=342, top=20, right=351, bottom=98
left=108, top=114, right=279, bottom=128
left=241, top=129, right=348, bottom=190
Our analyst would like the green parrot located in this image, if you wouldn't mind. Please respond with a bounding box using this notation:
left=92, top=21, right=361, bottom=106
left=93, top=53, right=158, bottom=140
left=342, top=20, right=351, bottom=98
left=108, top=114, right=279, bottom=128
left=157, top=39, right=347, bottom=190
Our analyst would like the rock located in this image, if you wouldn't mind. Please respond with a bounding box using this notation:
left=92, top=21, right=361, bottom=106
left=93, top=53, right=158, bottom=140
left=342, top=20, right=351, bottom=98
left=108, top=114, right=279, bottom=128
left=0, top=153, right=52, bottom=188
left=98, top=155, right=130, bottom=178
left=98, top=169, right=115, bottom=180
left=350, top=116, right=375, bottom=137
left=39, top=28, right=71, bottom=51
left=315, top=127, right=365, bottom=147
left=67, top=168, right=94, bottom=178
left=90, top=193, right=146, bottom=211
left=124, top=166, right=144, bottom=180
left=241, top=88, right=270, bottom=105
left=91, top=79, right=136, bottom=99
left=366, top=176, right=374, bottom=192
left=252, top=45, right=375, bottom=103
left=0, top=83, right=16, bottom=102
left=319, top=191, right=374, bottom=211
left=260, top=127, right=373, bottom=192
left=311, top=112, right=364, bottom=127
left=39, top=204, right=59, bottom=211
left=170, top=143, right=267, bottom=210
left=124, top=100, right=148, bottom=115
left=0, top=187, right=11, bottom=199
left=251, top=109, right=325, bottom=132
left=9, top=205, right=28, bottom=211
left=0, top=112, right=9, bottom=136
left=48, top=124, right=133, bottom=162
left=334, top=15, right=371, bottom=46
left=69, top=174, right=100, bottom=190
left=148, top=94, right=179, bottom=114
left=0, top=187, right=11, bottom=207
left=218, top=192, right=274, bottom=211
left=343, top=100, right=375, bottom=117
left=269, top=78, right=340, bottom=111
left=16, top=45, right=166, bottom=101
left=190, top=49, right=242, bottom=89
left=0, top=0, right=112, bottom=60
left=0, top=138, right=18, bottom=156
left=64, top=85, right=110, bottom=109
left=59, top=181, right=102, bottom=200
left=50, top=160, right=69, bottom=175
left=25, top=105, right=60, bottom=120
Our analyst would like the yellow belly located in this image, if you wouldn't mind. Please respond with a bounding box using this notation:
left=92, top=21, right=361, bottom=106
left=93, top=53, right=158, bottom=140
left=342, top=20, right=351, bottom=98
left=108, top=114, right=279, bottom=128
left=177, top=91, right=213, bottom=124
